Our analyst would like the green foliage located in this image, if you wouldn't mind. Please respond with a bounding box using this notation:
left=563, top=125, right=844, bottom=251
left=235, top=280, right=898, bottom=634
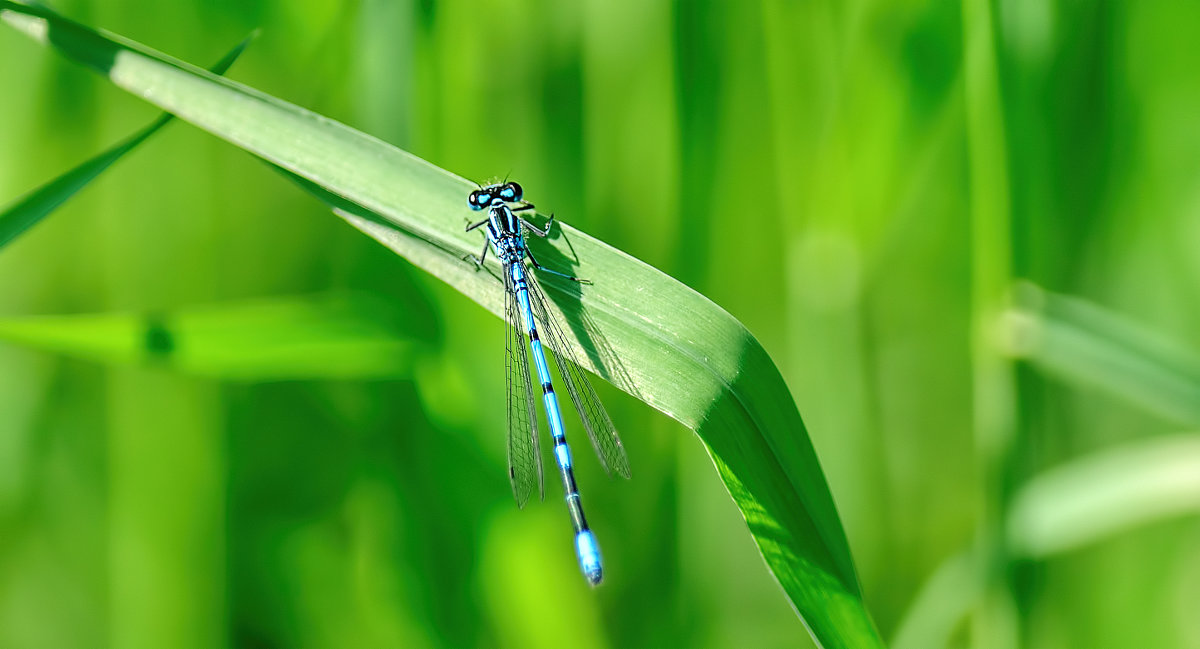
left=1005, top=285, right=1200, bottom=425
left=2, top=1, right=1199, bottom=648
left=1008, top=434, right=1200, bottom=558
left=893, top=286, right=1200, bottom=648
left=0, top=32, right=253, bottom=248
left=1, top=2, right=879, bottom=646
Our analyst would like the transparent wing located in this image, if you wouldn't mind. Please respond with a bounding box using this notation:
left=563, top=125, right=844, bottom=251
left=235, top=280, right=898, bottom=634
left=505, top=269, right=544, bottom=506
left=526, top=271, right=631, bottom=479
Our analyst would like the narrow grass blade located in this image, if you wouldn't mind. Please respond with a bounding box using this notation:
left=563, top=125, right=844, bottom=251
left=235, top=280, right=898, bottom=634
left=1007, top=433, right=1200, bottom=557
left=0, top=4, right=882, bottom=644
left=0, top=293, right=418, bottom=380
left=890, top=551, right=978, bottom=649
left=0, top=30, right=255, bottom=249
left=1004, top=283, right=1200, bottom=425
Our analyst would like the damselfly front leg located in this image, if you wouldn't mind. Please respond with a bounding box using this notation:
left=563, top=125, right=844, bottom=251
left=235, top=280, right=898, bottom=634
left=464, top=218, right=491, bottom=266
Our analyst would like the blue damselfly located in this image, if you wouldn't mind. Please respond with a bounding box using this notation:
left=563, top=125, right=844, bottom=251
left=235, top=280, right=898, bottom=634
left=465, top=181, right=630, bottom=585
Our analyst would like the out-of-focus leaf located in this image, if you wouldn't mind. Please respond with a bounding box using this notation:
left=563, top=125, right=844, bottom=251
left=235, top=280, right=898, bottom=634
left=0, top=29, right=255, bottom=249
left=894, top=434, right=1200, bottom=649
left=0, top=4, right=882, bottom=645
left=1007, top=433, right=1200, bottom=557
left=890, top=551, right=978, bottom=649
left=0, top=293, right=417, bottom=380
left=1003, top=283, right=1200, bottom=425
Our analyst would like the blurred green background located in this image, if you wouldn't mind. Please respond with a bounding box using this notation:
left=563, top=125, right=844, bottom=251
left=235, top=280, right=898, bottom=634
left=2, top=1, right=1200, bottom=648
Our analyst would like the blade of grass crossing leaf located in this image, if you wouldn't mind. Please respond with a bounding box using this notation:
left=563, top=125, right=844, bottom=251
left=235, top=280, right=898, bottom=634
left=0, top=5, right=883, bottom=645
left=0, top=29, right=255, bottom=249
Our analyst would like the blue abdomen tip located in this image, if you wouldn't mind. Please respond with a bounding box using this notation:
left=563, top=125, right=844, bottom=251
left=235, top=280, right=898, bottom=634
left=575, top=531, right=603, bottom=586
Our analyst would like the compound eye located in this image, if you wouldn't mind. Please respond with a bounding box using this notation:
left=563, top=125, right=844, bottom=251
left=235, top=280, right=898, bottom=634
left=503, top=182, right=523, bottom=202
left=467, top=191, right=488, bottom=210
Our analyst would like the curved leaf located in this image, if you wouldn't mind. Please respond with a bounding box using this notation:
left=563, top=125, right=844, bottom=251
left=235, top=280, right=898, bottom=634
left=0, top=3, right=881, bottom=644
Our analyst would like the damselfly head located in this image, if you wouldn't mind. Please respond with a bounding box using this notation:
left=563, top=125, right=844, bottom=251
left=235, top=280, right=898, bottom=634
left=468, top=182, right=523, bottom=210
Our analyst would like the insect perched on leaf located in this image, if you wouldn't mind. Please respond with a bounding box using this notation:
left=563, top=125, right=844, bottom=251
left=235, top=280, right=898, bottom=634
left=465, top=181, right=631, bottom=585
